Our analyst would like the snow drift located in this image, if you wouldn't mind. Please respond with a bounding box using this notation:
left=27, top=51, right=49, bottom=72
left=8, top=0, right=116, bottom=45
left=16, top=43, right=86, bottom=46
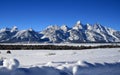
left=0, top=58, right=120, bottom=75
left=3, top=58, right=19, bottom=70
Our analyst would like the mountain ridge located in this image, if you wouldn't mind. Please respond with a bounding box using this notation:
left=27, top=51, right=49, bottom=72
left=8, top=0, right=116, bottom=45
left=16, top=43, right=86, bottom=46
left=0, top=21, right=120, bottom=43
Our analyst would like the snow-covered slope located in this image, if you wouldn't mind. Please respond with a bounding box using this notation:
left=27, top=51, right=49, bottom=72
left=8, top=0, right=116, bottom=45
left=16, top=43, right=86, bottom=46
left=0, top=27, right=48, bottom=43
left=41, top=21, right=120, bottom=43
left=0, top=27, right=16, bottom=42
left=41, top=25, right=70, bottom=43
left=10, top=29, right=42, bottom=43
left=0, top=48, right=120, bottom=75
left=0, top=21, right=120, bottom=43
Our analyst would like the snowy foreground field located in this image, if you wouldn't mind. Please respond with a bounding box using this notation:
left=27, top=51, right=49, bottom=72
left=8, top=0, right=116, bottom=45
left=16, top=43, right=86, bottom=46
left=0, top=48, right=120, bottom=75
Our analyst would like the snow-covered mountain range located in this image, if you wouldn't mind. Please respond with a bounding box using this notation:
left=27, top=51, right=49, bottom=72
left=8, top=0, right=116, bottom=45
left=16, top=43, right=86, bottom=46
left=0, top=21, right=120, bottom=43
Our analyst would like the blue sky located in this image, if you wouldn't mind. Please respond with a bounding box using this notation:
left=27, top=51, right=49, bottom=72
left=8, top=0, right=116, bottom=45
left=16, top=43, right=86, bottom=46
left=0, top=0, right=120, bottom=31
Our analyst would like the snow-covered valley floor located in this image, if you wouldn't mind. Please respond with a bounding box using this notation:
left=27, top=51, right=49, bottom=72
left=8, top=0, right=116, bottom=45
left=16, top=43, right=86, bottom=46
left=0, top=48, right=120, bottom=75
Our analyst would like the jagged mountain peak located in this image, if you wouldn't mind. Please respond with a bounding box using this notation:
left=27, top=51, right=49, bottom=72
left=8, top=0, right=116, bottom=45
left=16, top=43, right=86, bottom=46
left=93, top=23, right=102, bottom=29
left=28, top=28, right=34, bottom=32
left=61, top=25, right=67, bottom=28
left=0, top=21, right=119, bottom=43
left=73, top=20, right=83, bottom=30
left=76, top=20, right=81, bottom=25
left=86, top=23, right=90, bottom=26
left=85, top=23, right=92, bottom=30
left=12, top=26, right=18, bottom=29
left=46, top=25, right=60, bottom=30
left=60, top=25, right=69, bottom=32
left=0, top=27, right=11, bottom=32
left=11, top=26, right=18, bottom=32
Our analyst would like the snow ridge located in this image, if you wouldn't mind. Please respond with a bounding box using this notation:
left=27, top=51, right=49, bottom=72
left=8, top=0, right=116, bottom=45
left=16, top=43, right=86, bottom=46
left=0, top=58, right=120, bottom=75
left=0, top=21, right=120, bottom=43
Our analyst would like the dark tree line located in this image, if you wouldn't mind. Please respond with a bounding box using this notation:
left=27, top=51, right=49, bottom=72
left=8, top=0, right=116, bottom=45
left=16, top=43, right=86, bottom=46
left=0, top=44, right=120, bottom=50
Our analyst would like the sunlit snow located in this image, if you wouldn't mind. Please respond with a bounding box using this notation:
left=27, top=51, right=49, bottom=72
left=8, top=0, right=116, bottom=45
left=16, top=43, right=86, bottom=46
left=0, top=48, right=120, bottom=75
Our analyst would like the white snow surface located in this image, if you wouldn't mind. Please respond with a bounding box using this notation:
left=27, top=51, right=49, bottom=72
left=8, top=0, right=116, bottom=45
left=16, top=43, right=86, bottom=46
left=3, top=58, right=19, bottom=70
left=0, top=48, right=120, bottom=75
